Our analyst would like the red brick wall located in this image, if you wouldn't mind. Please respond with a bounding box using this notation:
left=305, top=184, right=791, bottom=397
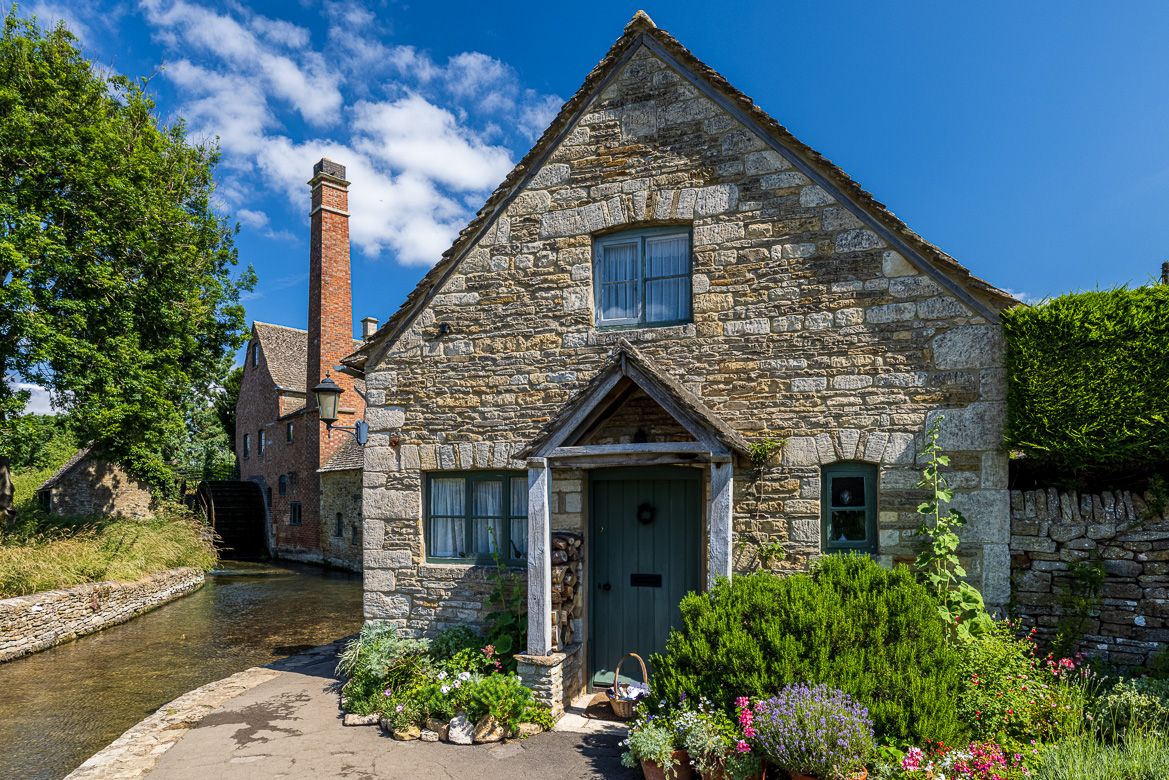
left=234, top=159, right=366, bottom=562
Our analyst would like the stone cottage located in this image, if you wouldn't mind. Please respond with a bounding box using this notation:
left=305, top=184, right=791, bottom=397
left=343, top=12, right=1017, bottom=713
left=234, top=159, right=377, bottom=571
left=36, top=447, right=154, bottom=519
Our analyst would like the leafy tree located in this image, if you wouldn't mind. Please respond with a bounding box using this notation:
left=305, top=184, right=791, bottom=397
left=213, top=365, right=243, bottom=455
left=0, top=412, right=76, bottom=472
left=0, top=11, right=254, bottom=523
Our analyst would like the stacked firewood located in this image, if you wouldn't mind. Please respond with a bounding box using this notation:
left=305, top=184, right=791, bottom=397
left=550, top=532, right=583, bottom=650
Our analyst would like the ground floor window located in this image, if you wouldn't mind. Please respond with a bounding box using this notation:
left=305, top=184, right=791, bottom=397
left=821, top=462, right=878, bottom=555
left=289, top=502, right=302, bottom=525
left=426, top=471, right=527, bottom=563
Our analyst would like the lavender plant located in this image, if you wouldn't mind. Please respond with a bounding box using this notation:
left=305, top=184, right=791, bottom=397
left=752, top=683, right=875, bottom=778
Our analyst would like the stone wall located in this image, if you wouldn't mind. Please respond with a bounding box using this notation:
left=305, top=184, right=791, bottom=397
left=360, top=39, right=1013, bottom=639
left=516, top=642, right=586, bottom=719
left=46, top=459, right=155, bottom=519
left=0, top=568, right=205, bottom=663
left=320, top=468, right=363, bottom=571
left=1010, top=487, right=1169, bottom=666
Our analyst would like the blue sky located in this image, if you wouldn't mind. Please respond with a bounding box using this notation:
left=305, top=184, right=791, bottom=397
left=18, top=1, right=1169, bottom=411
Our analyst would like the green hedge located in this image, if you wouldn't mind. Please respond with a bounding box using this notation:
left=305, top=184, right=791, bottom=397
left=649, top=556, right=966, bottom=745
left=1003, top=285, right=1169, bottom=480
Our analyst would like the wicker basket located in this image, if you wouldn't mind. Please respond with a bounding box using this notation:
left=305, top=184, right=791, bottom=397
left=605, top=652, right=649, bottom=719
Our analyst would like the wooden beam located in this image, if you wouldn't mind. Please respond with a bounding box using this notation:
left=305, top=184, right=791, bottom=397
left=625, top=363, right=723, bottom=450
left=526, top=461, right=552, bottom=655
left=546, top=453, right=709, bottom=469
left=566, top=378, right=639, bottom=446
left=533, top=371, right=625, bottom=456
left=708, top=461, right=734, bottom=589
left=550, top=443, right=710, bottom=456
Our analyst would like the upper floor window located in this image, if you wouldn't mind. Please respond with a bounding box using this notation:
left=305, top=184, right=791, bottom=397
left=251, top=342, right=259, bottom=367
left=593, top=226, right=691, bottom=328
left=821, top=462, right=878, bottom=556
left=286, top=422, right=294, bottom=443
left=257, top=430, right=265, bottom=456
left=335, top=512, right=343, bottom=537
left=426, top=471, right=527, bottom=564
left=243, top=433, right=250, bottom=458
left=278, top=475, right=287, bottom=495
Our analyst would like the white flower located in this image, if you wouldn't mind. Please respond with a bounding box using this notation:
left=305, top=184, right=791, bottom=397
left=440, top=685, right=450, bottom=694
left=458, top=671, right=471, bottom=681
left=455, top=681, right=462, bottom=688
left=437, top=671, right=447, bottom=680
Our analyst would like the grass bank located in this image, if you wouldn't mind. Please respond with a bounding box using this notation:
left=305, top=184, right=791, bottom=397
left=0, top=508, right=218, bottom=598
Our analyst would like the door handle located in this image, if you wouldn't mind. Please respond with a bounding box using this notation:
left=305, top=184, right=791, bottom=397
left=598, top=583, right=611, bottom=591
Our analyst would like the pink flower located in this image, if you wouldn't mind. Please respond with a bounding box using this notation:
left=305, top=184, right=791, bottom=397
left=735, top=696, right=749, bottom=709
left=743, top=726, right=756, bottom=739
left=736, top=740, right=750, bottom=754
left=901, top=747, right=924, bottom=771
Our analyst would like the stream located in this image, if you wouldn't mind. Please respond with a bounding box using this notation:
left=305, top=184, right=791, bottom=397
left=0, top=560, right=363, bottom=780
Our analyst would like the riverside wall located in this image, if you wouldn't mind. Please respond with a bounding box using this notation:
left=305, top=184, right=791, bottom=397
left=0, top=567, right=205, bottom=663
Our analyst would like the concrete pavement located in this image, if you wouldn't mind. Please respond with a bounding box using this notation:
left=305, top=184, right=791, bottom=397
left=144, top=651, right=637, bottom=780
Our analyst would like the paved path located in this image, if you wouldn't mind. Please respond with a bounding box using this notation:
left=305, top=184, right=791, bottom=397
left=144, top=651, right=636, bottom=780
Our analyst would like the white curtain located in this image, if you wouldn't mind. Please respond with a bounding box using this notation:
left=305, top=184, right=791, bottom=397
left=645, top=235, right=690, bottom=322
left=472, top=480, right=503, bottom=555
left=509, top=476, right=528, bottom=559
left=430, top=478, right=465, bottom=558
left=600, top=242, right=638, bottom=321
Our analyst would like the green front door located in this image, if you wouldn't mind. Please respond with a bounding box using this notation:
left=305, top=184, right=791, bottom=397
left=589, top=466, right=702, bottom=689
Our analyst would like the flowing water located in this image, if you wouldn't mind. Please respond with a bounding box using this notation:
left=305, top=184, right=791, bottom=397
left=0, top=561, right=363, bottom=780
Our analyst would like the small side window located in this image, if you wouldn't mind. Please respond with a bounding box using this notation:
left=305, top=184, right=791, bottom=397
left=278, top=475, right=287, bottom=496
left=287, top=422, right=294, bottom=443
left=821, top=462, right=878, bottom=555
left=252, top=343, right=259, bottom=367
left=335, top=512, right=343, bottom=538
left=258, top=430, right=265, bottom=456
left=351, top=523, right=359, bottom=546
left=289, top=502, right=302, bottom=525
left=243, top=434, right=250, bottom=458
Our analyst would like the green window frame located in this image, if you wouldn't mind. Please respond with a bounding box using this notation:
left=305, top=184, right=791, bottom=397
left=593, top=226, right=692, bottom=329
left=425, top=471, right=528, bottom=565
left=821, top=462, right=878, bottom=555
left=289, top=501, right=302, bottom=526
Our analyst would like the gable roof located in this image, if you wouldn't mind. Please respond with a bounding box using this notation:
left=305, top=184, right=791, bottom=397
left=319, top=437, right=364, bottom=472
left=519, top=339, right=751, bottom=459
left=344, top=11, right=1016, bottom=375
left=37, top=447, right=91, bottom=492
left=252, top=321, right=366, bottom=395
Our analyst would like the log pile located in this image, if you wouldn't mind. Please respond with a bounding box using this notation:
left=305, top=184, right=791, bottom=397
left=550, top=532, right=583, bottom=651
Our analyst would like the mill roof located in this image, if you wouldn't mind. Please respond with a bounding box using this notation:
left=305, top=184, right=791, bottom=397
left=343, top=10, right=1017, bottom=373
left=252, top=321, right=366, bottom=395
left=319, top=437, right=363, bottom=472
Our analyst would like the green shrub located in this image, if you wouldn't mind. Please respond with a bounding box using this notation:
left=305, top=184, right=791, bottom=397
left=1096, top=678, right=1169, bottom=737
left=957, top=620, right=1089, bottom=747
left=465, top=672, right=537, bottom=732
left=428, top=625, right=483, bottom=662
left=337, top=622, right=433, bottom=713
left=1002, top=285, right=1169, bottom=481
left=650, top=555, right=966, bottom=745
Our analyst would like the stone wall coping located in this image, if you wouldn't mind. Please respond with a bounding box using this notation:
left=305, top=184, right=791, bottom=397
left=0, top=567, right=204, bottom=610
left=516, top=641, right=582, bottom=667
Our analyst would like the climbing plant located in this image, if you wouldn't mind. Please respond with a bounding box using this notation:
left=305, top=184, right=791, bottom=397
left=485, top=525, right=526, bottom=672
left=913, top=417, right=992, bottom=639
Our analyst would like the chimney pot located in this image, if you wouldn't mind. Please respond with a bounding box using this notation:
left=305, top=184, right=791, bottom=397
left=361, top=317, right=380, bottom=340
left=313, top=158, right=346, bottom=180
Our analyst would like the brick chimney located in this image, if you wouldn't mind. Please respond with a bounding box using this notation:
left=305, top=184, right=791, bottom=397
left=307, top=158, right=356, bottom=468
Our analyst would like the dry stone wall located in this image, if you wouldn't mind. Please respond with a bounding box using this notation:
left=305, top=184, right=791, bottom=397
left=361, top=42, right=1013, bottom=638
left=0, top=568, right=204, bottom=662
left=1010, top=487, right=1169, bottom=666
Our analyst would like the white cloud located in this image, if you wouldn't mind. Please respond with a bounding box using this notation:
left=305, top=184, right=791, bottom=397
left=16, top=383, right=56, bottom=415
left=236, top=209, right=269, bottom=228
left=139, top=0, right=560, bottom=267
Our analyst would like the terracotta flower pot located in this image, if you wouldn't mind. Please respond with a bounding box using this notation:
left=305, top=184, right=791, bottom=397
left=789, top=769, right=867, bottom=780
left=701, top=765, right=766, bottom=780
left=641, top=750, right=695, bottom=780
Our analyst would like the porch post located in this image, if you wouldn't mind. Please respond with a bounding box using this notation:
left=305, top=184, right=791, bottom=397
left=526, top=458, right=553, bottom=655
left=709, top=458, right=734, bottom=588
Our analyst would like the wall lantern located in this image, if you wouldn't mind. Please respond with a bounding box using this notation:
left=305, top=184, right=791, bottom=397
left=637, top=503, right=656, bottom=525
left=312, top=374, right=368, bottom=445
